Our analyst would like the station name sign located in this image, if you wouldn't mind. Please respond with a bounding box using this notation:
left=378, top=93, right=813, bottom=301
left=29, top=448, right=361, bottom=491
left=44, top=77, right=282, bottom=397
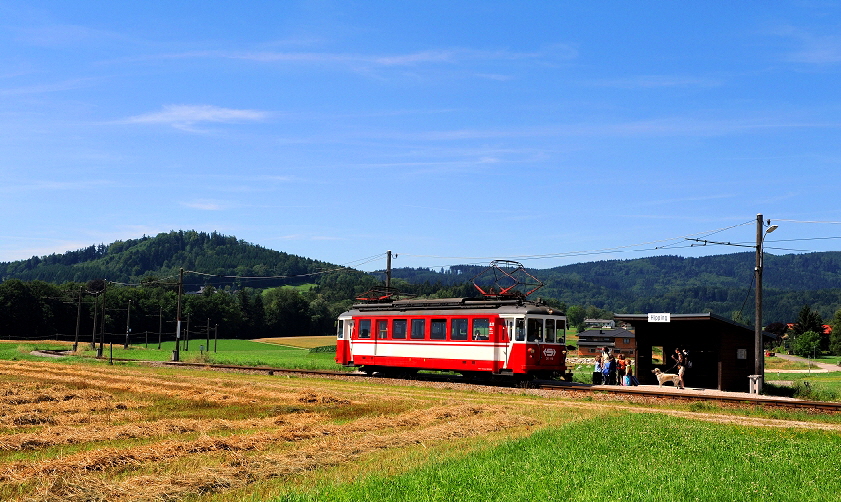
left=647, top=313, right=671, bottom=323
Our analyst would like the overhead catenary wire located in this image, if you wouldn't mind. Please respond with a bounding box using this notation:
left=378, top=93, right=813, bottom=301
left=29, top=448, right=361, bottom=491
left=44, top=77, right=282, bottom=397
left=397, top=221, right=756, bottom=263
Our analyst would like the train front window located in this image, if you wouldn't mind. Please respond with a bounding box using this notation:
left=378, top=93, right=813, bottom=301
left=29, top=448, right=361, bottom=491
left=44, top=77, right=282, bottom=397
left=358, top=319, right=371, bottom=339
left=377, top=319, right=388, bottom=339
left=392, top=319, right=407, bottom=339
left=527, top=318, right=543, bottom=342
left=545, top=319, right=555, bottom=343
left=472, top=318, right=490, bottom=340
left=336, top=320, right=344, bottom=339
left=515, top=319, right=525, bottom=341
left=451, top=319, right=468, bottom=340
left=431, top=319, right=447, bottom=340
left=410, top=319, right=426, bottom=339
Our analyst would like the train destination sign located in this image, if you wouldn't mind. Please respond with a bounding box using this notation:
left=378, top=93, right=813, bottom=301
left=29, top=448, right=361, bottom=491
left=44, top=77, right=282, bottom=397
left=648, top=313, right=671, bottom=323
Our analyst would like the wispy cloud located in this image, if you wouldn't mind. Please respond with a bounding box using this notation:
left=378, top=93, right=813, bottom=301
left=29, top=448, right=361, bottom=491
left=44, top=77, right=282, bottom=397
left=634, top=194, right=738, bottom=207
left=363, top=115, right=841, bottom=143
left=0, top=179, right=112, bottom=193
left=0, top=78, right=99, bottom=96
left=13, top=24, right=122, bottom=47
left=772, top=26, right=841, bottom=64
left=590, top=75, right=724, bottom=88
left=121, top=104, right=269, bottom=131
left=276, top=234, right=344, bottom=241
left=109, top=44, right=577, bottom=75
left=181, top=199, right=227, bottom=211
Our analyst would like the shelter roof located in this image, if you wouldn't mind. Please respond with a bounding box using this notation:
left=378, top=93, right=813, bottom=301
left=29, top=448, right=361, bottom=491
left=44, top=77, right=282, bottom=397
left=614, top=312, right=776, bottom=339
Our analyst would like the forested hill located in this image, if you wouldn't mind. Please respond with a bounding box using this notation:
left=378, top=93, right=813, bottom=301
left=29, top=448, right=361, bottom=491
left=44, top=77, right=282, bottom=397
left=2, top=231, right=841, bottom=322
left=387, top=252, right=841, bottom=322
left=0, top=231, right=336, bottom=287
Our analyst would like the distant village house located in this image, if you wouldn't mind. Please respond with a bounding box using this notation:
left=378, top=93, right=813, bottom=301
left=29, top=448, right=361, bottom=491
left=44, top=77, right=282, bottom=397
left=577, top=327, right=636, bottom=357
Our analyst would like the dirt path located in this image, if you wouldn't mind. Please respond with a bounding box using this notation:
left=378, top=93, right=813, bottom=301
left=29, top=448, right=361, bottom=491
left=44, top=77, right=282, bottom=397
left=773, top=353, right=839, bottom=373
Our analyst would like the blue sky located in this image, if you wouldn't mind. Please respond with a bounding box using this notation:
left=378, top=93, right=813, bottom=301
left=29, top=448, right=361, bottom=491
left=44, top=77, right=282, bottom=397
left=2, top=1, right=840, bottom=272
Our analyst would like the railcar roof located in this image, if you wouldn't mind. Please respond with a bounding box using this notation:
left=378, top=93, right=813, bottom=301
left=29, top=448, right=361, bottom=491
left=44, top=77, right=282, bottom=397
left=340, top=297, right=564, bottom=317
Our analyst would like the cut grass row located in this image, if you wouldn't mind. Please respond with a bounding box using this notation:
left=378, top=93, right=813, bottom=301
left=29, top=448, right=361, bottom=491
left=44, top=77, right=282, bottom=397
left=3, top=349, right=841, bottom=500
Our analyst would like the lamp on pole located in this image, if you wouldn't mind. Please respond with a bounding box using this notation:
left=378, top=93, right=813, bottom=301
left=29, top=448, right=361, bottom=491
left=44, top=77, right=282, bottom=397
left=754, top=213, right=778, bottom=394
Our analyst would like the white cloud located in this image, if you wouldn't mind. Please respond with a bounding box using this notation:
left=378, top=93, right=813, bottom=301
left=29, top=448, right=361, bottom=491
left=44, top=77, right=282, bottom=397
left=0, top=78, right=99, bottom=96
left=772, top=26, right=841, bottom=65
left=122, top=104, right=268, bottom=130
left=181, top=199, right=226, bottom=211
left=787, top=36, right=841, bottom=64
left=118, top=44, right=578, bottom=75
left=0, top=179, right=112, bottom=193
left=591, top=75, right=723, bottom=89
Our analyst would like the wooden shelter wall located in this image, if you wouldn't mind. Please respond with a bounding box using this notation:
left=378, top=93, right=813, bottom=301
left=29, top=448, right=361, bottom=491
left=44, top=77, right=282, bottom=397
left=629, top=319, right=755, bottom=391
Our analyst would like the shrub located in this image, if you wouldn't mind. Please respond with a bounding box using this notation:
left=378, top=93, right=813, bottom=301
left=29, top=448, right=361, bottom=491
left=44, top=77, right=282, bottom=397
left=791, top=331, right=821, bottom=357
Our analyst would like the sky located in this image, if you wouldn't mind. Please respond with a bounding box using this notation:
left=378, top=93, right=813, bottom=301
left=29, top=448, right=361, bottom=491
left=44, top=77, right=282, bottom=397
left=2, top=1, right=840, bottom=272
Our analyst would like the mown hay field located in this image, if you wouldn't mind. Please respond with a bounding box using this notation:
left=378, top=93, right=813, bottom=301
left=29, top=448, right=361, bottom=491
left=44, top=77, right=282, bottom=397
left=2, top=353, right=841, bottom=501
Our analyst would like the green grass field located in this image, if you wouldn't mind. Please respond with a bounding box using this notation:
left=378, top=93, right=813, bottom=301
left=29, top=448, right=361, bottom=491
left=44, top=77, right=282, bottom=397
left=276, top=413, right=841, bottom=501
left=0, top=338, right=347, bottom=371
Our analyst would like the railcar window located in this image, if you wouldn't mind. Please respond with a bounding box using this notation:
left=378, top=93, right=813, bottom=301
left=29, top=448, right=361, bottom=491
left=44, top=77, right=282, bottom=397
left=545, top=319, right=555, bottom=343
left=472, top=318, right=490, bottom=340
left=376, top=319, right=388, bottom=339
left=527, top=318, right=543, bottom=342
left=392, top=319, right=407, bottom=339
left=410, top=319, right=426, bottom=339
left=358, top=319, right=371, bottom=339
left=336, top=320, right=344, bottom=339
left=431, top=319, right=447, bottom=340
left=515, top=319, right=525, bottom=341
left=450, top=319, right=468, bottom=340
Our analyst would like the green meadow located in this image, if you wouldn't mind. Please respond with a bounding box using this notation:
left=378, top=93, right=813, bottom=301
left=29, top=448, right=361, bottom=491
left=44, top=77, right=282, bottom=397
left=276, top=413, right=841, bottom=502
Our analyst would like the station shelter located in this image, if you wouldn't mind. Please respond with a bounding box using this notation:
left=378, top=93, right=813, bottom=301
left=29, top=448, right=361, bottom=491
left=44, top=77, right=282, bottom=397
left=614, top=313, right=774, bottom=392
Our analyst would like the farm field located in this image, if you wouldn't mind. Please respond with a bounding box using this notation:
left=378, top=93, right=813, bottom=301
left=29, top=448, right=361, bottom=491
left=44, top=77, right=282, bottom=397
left=2, top=350, right=841, bottom=500
left=255, top=336, right=335, bottom=349
left=67, top=339, right=346, bottom=371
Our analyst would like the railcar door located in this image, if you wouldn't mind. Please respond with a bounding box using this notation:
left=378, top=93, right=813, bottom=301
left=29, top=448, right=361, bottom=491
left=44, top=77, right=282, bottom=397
left=336, top=318, right=352, bottom=364
left=492, top=317, right=508, bottom=372
left=374, top=318, right=388, bottom=356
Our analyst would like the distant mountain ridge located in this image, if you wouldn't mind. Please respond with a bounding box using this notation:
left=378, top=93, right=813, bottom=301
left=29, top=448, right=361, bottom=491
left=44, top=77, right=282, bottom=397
left=2, top=231, right=840, bottom=321
left=0, top=230, right=334, bottom=287
left=385, top=252, right=841, bottom=321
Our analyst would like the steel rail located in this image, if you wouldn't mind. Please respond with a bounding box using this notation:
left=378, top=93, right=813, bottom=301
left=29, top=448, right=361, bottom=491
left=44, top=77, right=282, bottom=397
left=31, top=350, right=841, bottom=411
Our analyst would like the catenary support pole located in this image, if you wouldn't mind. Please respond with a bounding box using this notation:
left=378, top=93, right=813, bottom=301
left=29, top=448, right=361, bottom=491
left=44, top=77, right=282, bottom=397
left=754, top=213, right=764, bottom=393
left=174, top=268, right=183, bottom=361
left=386, top=250, right=392, bottom=289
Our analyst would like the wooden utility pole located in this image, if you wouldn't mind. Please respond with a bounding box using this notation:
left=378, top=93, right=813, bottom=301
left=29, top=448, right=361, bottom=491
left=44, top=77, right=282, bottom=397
left=157, top=307, right=163, bottom=349
left=97, top=281, right=107, bottom=358
left=90, top=292, right=98, bottom=350
left=73, top=286, right=82, bottom=352
left=173, top=268, right=183, bottom=361
left=123, top=300, right=131, bottom=349
left=185, top=313, right=191, bottom=351
left=386, top=250, right=392, bottom=289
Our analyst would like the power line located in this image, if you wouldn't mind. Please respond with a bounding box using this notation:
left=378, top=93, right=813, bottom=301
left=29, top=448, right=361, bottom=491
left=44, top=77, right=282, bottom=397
left=398, top=221, right=755, bottom=262
left=773, top=219, right=841, bottom=224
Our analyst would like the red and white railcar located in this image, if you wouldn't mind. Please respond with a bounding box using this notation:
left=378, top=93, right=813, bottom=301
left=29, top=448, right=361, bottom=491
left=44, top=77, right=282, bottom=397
left=335, top=297, right=568, bottom=379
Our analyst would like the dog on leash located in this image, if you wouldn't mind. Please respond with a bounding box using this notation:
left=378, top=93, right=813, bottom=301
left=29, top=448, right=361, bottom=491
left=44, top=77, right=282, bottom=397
left=652, top=368, right=681, bottom=387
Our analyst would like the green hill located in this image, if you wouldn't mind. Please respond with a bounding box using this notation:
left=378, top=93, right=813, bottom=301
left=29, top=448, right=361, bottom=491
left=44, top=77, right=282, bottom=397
left=2, top=231, right=840, bottom=323
left=0, top=230, right=335, bottom=288
left=386, top=252, right=841, bottom=322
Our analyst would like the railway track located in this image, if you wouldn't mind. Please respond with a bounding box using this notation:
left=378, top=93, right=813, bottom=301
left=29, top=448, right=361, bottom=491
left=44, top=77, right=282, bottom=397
left=536, top=381, right=841, bottom=412
left=31, top=350, right=841, bottom=412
